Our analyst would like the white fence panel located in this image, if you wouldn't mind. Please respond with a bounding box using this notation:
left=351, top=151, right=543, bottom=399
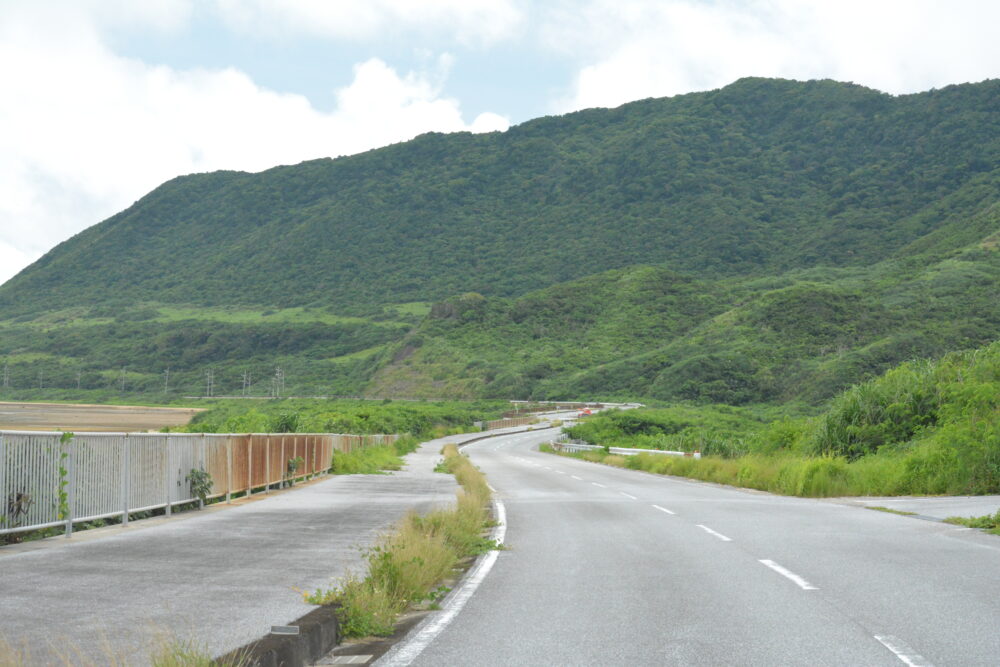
left=0, top=432, right=63, bottom=533
left=1, top=430, right=399, bottom=538
left=74, top=434, right=126, bottom=522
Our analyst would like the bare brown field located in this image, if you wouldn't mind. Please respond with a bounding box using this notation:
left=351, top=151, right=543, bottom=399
left=0, top=402, right=203, bottom=432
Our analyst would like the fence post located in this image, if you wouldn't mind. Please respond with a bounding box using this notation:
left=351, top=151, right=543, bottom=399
left=0, top=432, right=5, bottom=531
left=226, top=438, right=232, bottom=504
left=265, top=436, right=271, bottom=494
left=198, top=435, right=206, bottom=509
left=64, top=436, right=75, bottom=538
left=247, top=435, right=253, bottom=497
left=280, top=436, right=286, bottom=489
left=121, top=434, right=130, bottom=526
left=165, top=436, right=172, bottom=517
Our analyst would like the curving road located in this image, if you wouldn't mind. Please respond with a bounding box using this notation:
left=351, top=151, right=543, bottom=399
left=379, top=428, right=1000, bottom=666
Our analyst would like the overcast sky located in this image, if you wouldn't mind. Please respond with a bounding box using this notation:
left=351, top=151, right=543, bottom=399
left=2, top=0, right=999, bottom=285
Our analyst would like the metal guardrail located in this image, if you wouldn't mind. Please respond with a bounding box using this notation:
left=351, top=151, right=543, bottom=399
left=551, top=439, right=701, bottom=459
left=0, top=431, right=399, bottom=538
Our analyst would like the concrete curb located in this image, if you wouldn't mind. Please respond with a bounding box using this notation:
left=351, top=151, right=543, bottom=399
left=216, top=605, right=340, bottom=667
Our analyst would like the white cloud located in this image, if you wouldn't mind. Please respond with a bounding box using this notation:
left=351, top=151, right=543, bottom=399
left=0, top=4, right=510, bottom=286
left=213, top=0, right=525, bottom=47
left=544, top=0, right=1000, bottom=112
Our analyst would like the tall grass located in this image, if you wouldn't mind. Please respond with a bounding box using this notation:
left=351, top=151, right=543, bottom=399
left=306, top=444, right=497, bottom=637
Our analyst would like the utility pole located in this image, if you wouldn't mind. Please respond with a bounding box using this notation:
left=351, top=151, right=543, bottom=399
left=2, top=361, right=9, bottom=389
left=163, top=367, right=170, bottom=393
left=205, top=368, right=214, bottom=398
left=76, top=371, right=81, bottom=390
left=241, top=369, right=252, bottom=397
left=119, top=366, right=127, bottom=392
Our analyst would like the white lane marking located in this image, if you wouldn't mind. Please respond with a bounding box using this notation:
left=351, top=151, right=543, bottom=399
left=696, top=525, right=732, bottom=542
left=620, top=492, right=637, bottom=500
left=571, top=475, right=583, bottom=481
left=592, top=482, right=606, bottom=488
left=652, top=504, right=675, bottom=515
left=758, top=559, right=818, bottom=590
left=874, top=635, right=933, bottom=667
left=378, top=497, right=508, bottom=666
left=555, top=471, right=566, bottom=475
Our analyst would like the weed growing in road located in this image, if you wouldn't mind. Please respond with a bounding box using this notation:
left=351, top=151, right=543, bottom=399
left=944, top=509, right=1000, bottom=534
left=305, top=444, right=498, bottom=638
left=866, top=506, right=917, bottom=516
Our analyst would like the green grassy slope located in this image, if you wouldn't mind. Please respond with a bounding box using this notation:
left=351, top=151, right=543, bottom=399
left=2, top=78, right=999, bottom=317
left=372, top=204, right=1000, bottom=403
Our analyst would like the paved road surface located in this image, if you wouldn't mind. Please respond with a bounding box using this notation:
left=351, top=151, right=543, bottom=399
left=383, top=429, right=1000, bottom=666
left=0, top=433, right=473, bottom=664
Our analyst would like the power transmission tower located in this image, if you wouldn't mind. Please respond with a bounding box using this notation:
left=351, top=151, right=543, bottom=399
left=242, top=369, right=252, bottom=397
left=270, top=366, right=284, bottom=398
left=205, top=368, right=215, bottom=397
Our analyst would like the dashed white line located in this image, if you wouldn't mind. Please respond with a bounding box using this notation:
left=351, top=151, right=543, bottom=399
left=696, top=525, right=732, bottom=542
left=571, top=475, right=583, bottom=481
left=651, top=505, right=675, bottom=515
left=874, top=635, right=932, bottom=667
left=592, top=482, right=606, bottom=488
left=759, top=559, right=818, bottom=590
left=555, top=471, right=566, bottom=475
left=619, top=492, right=637, bottom=500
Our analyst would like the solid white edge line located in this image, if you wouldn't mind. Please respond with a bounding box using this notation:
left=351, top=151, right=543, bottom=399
left=695, top=524, right=732, bottom=541
left=874, top=635, right=933, bottom=667
left=758, top=559, right=818, bottom=590
left=620, top=492, right=637, bottom=500
left=652, top=504, right=675, bottom=515
left=376, top=496, right=507, bottom=667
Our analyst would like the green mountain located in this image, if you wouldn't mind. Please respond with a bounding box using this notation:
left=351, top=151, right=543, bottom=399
left=1, top=77, right=998, bottom=402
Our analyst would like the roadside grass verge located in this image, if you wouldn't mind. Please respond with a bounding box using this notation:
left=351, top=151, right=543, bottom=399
left=305, top=444, right=497, bottom=638
left=943, top=509, right=1000, bottom=535
left=543, top=446, right=957, bottom=498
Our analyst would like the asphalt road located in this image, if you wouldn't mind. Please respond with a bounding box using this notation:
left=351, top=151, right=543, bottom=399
left=383, top=429, right=1000, bottom=667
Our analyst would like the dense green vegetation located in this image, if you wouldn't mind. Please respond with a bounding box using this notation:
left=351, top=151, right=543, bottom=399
left=178, top=398, right=507, bottom=436
left=560, top=339, right=1000, bottom=496
left=373, top=210, right=1000, bottom=402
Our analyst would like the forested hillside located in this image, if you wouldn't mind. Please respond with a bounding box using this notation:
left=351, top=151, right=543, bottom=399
left=370, top=204, right=1000, bottom=403
left=1, top=77, right=998, bottom=402
left=2, top=77, right=998, bottom=315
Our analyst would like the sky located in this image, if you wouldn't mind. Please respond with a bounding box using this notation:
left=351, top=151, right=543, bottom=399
left=2, top=0, right=999, bottom=286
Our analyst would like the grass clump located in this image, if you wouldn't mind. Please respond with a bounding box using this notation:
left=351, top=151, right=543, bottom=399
left=866, top=506, right=918, bottom=516
left=944, top=509, right=1000, bottom=534
left=306, top=444, right=497, bottom=638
